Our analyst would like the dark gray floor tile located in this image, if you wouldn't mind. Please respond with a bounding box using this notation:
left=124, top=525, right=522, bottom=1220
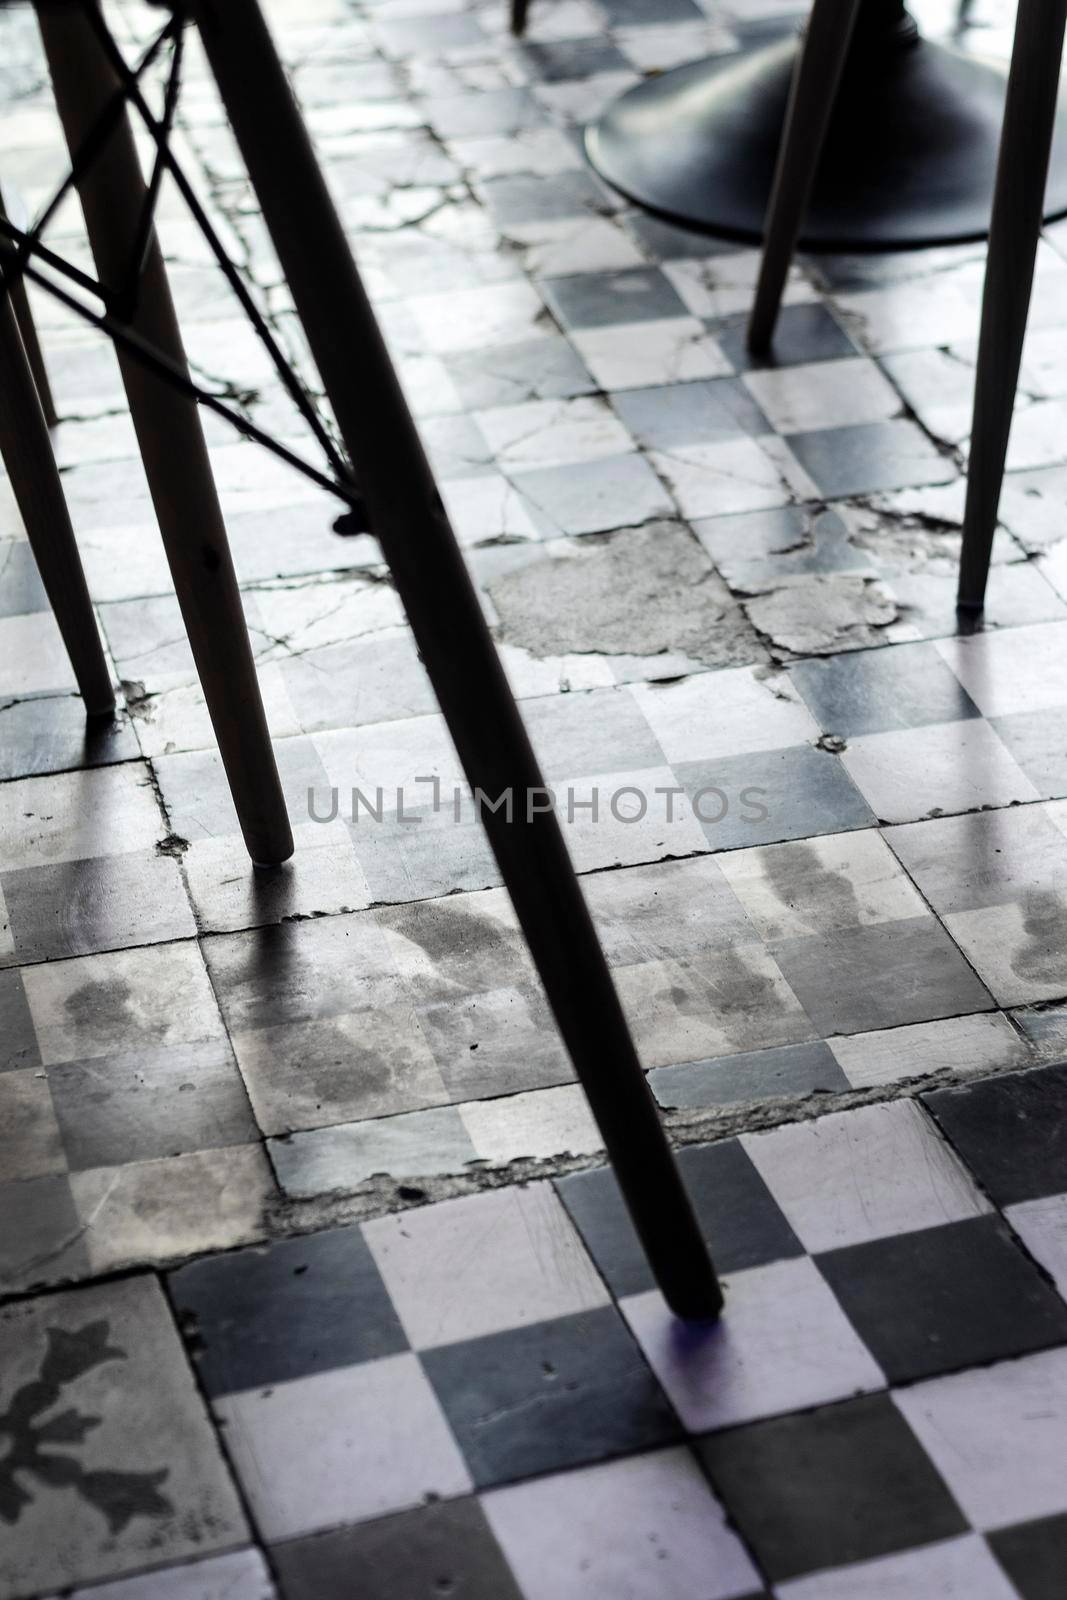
left=696, top=1393, right=967, bottom=1582
left=272, top=1498, right=523, bottom=1600
left=770, top=915, right=994, bottom=1036
left=989, top=1513, right=1067, bottom=1600
left=48, top=1039, right=258, bottom=1170
left=790, top=643, right=982, bottom=737
left=713, top=304, right=860, bottom=371
left=170, top=1223, right=408, bottom=1397
left=423, top=1306, right=679, bottom=1487
left=650, top=1040, right=848, bottom=1108
left=541, top=267, right=689, bottom=330
left=817, top=1216, right=1067, bottom=1384
left=612, top=377, right=770, bottom=450
left=557, top=1138, right=802, bottom=1298
left=675, top=743, right=875, bottom=851
left=0, top=968, right=40, bottom=1072
left=923, top=1062, right=1067, bottom=1205
left=786, top=420, right=957, bottom=499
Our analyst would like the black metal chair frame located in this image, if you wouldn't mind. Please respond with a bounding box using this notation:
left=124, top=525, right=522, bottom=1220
left=0, top=0, right=723, bottom=1320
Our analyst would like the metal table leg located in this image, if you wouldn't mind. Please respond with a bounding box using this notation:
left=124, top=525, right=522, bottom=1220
left=958, top=0, right=1067, bottom=612
left=191, top=0, right=723, bottom=1321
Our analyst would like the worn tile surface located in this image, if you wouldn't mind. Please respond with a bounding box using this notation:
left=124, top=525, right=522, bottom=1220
left=3, top=0, right=1067, bottom=1594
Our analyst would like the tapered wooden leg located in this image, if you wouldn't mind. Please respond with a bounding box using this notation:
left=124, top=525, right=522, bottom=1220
left=0, top=187, right=59, bottom=428
left=748, top=0, right=863, bottom=353
left=0, top=277, right=113, bottom=713
left=193, top=0, right=722, bottom=1321
left=36, top=0, right=293, bottom=866
left=510, top=0, right=530, bottom=37
left=958, top=0, right=1067, bottom=612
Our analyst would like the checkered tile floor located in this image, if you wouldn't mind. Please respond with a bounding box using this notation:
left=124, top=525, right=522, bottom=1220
left=3, top=1065, right=1065, bottom=1597
left=4, top=0, right=1067, bottom=1591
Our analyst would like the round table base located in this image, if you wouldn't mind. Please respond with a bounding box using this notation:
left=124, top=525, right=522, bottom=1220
left=585, top=32, right=1067, bottom=250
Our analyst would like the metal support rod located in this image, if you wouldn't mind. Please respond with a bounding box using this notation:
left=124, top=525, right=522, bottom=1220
left=192, top=0, right=722, bottom=1320
left=36, top=0, right=293, bottom=867
left=0, top=276, right=113, bottom=714
left=0, top=187, right=58, bottom=427
left=748, top=0, right=863, bottom=352
left=958, top=0, right=1067, bottom=611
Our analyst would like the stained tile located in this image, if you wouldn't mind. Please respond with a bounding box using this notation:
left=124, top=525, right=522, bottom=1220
left=697, top=1393, right=967, bottom=1583
left=21, top=942, right=225, bottom=1073
left=717, top=829, right=924, bottom=942
left=741, top=1100, right=989, bottom=1253
left=459, top=1083, right=600, bottom=1164
left=923, top=1063, right=1067, bottom=1205
left=817, top=1215, right=1067, bottom=1383
left=769, top=914, right=993, bottom=1036
left=615, top=941, right=816, bottom=1066
left=894, top=1347, right=1067, bottom=1530
left=69, top=1145, right=274, bottom=1274
left=484, top=1448, right=760, bottom=1600
left=46, top=1036, right=256, bottom=1170
left=170, top=1224, right=407, bottom=1398
left=0, top=1275, right=247, bottom=1598
left=364, top=1182, right=608, bottom=1349
left=581, top=854, right=756, bottom=966
left=884, top=805, right=1067, bottom=915
left=271, top=1498, right=523, bottom=1600
left=215, top=1352, right=471, bottom=1542
left=2, top=850, right=195, bottom=964
left=557, top=1138, right=802, bottom=1299
left=623, top=1254, right=883, bottom=1433
left=424, top=1305, right=678, bottom=1487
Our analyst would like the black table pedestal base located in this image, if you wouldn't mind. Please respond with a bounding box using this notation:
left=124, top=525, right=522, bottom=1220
left=585, top=28, right=1067, bottom=250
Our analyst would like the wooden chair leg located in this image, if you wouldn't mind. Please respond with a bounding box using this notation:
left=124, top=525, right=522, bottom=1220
left=748, top=0, right=863, bottom=354
left=0, top=277, right=113, bottom=714
left=192, top=0, right=722, bottom=1321
left=958, top=0, right=1067, bottom=612
left=0, top=187, right=59, bottom=428
left=510, top=0, right=530, bottom=37
left=36, top=0, right=293, bottom=867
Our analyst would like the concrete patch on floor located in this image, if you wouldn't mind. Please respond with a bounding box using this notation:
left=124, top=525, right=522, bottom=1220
left=487, top=520, right=764, bottom=667
left=743, top=576, right=899, bottom=657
